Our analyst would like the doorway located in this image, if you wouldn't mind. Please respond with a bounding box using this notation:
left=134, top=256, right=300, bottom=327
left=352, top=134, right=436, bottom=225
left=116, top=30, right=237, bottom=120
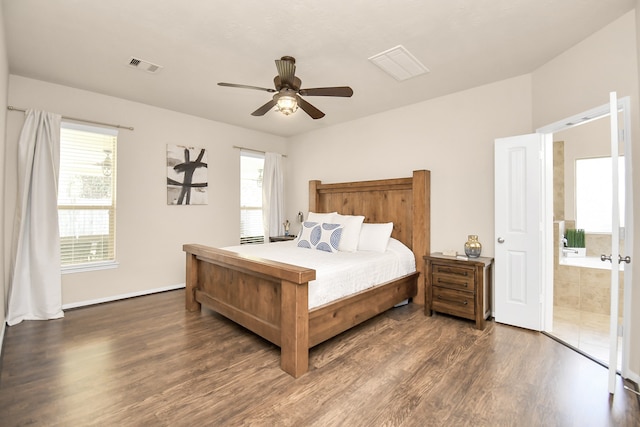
left=536, top=95, right=633, bottom=387
left=546, top=115, right=624, bottom=369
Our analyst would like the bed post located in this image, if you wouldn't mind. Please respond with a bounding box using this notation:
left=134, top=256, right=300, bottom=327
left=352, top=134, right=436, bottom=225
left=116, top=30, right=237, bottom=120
left=185, top=250, right=200, bottom=311
left=280, top=279, right=309, bottom=378
left=309, top=180, right=321, bottom=213
left=412, top=170, right=431, bottom=306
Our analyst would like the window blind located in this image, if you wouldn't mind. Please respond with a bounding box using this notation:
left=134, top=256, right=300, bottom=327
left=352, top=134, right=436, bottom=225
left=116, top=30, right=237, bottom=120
left=58, top=122, right=118, bottom=266
left=240, top=151, right=264, bottom=244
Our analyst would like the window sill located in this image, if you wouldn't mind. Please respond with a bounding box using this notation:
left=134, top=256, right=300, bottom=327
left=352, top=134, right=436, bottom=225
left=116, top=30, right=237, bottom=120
left=61, top=261, right=119, bottom=274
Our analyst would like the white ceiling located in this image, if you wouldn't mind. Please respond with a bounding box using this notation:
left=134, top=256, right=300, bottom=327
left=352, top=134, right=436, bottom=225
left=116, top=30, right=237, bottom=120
left=3, top=0, right=636, bottom=137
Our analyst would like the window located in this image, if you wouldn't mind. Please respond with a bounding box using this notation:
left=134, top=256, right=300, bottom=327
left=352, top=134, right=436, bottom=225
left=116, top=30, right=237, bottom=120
left=575, top=156, right=625, bottom=233
left=240, top=151, right=264, bottom=244
left=58, top=122, right=118, bottom=268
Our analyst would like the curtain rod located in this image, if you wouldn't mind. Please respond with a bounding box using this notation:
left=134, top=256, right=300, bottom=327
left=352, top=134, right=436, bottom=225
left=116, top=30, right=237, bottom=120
left=7, top=106, right=134, bottom=131
left=233, top=145, right=287, bottom=157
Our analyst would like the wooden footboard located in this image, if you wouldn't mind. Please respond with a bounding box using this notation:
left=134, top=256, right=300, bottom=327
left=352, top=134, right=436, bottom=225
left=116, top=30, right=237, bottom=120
left=184, top=244, right=417, bottom=377
left=184, top=243, right=315, bottom=377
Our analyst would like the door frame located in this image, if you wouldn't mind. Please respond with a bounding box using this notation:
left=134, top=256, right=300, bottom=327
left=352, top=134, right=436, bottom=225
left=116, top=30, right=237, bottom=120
left=536, top=95, right=633, bottom=379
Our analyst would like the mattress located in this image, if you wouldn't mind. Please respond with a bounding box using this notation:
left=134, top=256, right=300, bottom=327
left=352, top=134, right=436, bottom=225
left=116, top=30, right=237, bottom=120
left=222, top=238, right=416, bottom=309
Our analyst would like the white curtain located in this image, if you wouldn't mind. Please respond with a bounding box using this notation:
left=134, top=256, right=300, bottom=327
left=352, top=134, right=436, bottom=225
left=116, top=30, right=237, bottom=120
left=262, top=152, right=284, bottom=239
left=7, top=110, right=63, bottom=326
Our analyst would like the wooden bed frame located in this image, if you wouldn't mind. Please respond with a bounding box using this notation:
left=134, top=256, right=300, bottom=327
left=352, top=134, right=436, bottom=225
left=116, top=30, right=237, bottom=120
left=184, top=170, right=430, bottom=377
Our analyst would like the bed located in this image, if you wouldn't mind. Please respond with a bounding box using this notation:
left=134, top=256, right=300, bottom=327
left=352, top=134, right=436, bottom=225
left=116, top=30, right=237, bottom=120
left=184, top=169, right=430, bottom=377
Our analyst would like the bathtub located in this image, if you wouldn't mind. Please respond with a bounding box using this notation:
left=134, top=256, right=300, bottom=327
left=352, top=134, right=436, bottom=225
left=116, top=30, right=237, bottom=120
left=559, top=255, right=624, bottom=271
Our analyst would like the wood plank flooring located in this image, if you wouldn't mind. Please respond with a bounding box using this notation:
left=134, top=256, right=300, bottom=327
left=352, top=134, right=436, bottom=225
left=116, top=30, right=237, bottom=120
left=0, top=289, right=638, bottom=426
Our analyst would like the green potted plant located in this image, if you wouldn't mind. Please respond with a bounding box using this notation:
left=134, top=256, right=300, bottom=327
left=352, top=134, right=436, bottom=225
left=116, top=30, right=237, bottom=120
left=565, top=228, right=586, bottom=257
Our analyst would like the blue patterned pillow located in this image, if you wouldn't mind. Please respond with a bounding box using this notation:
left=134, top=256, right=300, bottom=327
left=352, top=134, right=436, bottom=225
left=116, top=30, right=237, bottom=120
left=297, top=222, right=343, bottom=253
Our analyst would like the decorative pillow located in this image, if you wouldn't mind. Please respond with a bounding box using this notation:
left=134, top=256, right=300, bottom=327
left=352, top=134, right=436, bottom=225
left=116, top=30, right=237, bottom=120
left=306, top=211, right=337, bottom=223
left=357, top=222, right=394, bottom=252
left=297, top=222, right=343, bottom=253
left=332, top=213, right=365, bottom=252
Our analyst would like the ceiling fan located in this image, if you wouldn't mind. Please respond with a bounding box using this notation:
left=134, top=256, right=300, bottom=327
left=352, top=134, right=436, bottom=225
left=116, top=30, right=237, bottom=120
left=217, top=56, right=353, bottom=119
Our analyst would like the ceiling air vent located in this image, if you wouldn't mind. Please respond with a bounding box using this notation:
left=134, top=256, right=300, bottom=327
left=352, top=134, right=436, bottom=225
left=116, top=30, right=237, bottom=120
left=127, top=57, right=163, bottom=74
left=368, top=45, right=429, bottom=81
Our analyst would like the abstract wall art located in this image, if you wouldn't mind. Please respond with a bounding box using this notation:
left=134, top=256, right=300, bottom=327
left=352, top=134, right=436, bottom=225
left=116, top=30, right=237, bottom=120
left=167, top=144, right=208, bottom=205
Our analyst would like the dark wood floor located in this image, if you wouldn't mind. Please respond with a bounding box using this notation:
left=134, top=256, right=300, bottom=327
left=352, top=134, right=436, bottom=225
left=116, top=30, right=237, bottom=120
left=1, top=290, right=638, bottom=426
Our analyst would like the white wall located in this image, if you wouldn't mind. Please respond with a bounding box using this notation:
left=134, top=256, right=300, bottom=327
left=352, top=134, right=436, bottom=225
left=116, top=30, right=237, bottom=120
left=532, top=12, right=639, bottom=129
left=0, top=2, right=9, bottom=341
left=5, top=76, right=287, bottom=306
left=286, top=75, right=533, bottom=257
left=532, top=10, right=640, bottom=381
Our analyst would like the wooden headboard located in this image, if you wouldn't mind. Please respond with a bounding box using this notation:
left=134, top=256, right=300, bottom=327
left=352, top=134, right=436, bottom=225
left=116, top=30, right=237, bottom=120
left=308, top=170, right=431, bottom=304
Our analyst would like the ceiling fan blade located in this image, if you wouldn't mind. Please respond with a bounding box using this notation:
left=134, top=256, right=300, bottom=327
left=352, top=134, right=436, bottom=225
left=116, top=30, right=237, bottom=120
left=251, top=99, right=277, bottom=116
left=275, top=57, right=296, bottom=88
left=296, top=95, right=325, bottom=119
left=218, top=82, right=276, bottom=93
left=299, top=86, right=353, bottom=97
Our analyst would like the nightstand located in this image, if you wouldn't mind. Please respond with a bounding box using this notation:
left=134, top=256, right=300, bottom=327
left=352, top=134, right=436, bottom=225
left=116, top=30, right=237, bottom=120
left=269, top=235, right=296, bottom=242
left=424, top=253, right=493, bottom=330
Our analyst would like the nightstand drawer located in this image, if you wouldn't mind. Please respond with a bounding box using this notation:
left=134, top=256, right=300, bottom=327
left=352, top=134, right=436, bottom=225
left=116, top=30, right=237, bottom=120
left=432, top=287, right=475, bottom=318
left=432, top=272, right=475, bottom=292
left=432, top=263, right=474, bottom=278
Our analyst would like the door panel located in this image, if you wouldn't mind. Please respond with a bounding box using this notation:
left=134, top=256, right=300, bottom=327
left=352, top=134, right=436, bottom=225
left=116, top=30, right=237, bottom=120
left=619, top=96, right=634, bottom=380
left=607, top=92, right=621, bottom=393
left=507, top=251, right=527, bottom=303
left=494, top=134, right=543, bottom=330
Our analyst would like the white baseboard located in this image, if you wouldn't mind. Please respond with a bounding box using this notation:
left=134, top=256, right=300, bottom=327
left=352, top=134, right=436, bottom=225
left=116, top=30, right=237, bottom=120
left=62, top=283, right=185, bottom=310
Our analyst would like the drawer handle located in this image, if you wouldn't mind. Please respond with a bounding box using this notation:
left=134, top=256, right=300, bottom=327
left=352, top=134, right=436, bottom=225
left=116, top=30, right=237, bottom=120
left=437, top=295, right=468, bottom=306
left=439, top=267, right=468, bottom=276
left=437, top=279, right=468, bottom=288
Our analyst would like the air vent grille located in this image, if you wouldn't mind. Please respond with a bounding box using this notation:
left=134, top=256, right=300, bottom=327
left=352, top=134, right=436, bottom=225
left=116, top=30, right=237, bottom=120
left=127, top=57, right=163, bottom=74
left=368, top=45, right=429, bottom=81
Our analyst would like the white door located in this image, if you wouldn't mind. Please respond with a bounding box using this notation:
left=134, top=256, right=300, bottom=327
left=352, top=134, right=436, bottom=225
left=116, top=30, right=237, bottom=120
left=605, top=92, right=627, bottom=394
left=494, top=133, right=544, bottom=330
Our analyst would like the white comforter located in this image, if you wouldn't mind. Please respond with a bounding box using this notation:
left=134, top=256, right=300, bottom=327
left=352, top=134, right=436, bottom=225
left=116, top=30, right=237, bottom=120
left=222, top=238, right=416, bottom=309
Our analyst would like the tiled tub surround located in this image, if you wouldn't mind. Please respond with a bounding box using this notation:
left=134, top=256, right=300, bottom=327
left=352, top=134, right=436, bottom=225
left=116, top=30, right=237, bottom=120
left=554, top=261, right=624, bottom=317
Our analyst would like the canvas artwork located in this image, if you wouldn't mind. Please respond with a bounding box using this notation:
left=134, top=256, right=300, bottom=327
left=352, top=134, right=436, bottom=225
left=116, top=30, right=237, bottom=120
left=167, top=144, right=208, bottom=205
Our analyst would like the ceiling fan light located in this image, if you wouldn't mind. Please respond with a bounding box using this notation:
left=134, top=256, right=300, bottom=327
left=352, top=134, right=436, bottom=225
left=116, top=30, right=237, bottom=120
left=276, top=92, right=298, bottom=115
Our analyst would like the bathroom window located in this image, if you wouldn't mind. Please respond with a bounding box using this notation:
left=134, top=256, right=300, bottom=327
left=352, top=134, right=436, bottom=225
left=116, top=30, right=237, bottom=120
left=575, top=156, right=625, bottom=233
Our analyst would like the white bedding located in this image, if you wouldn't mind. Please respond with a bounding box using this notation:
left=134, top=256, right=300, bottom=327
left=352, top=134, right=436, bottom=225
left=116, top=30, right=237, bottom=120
left=222, top=238, right=416, bottom=309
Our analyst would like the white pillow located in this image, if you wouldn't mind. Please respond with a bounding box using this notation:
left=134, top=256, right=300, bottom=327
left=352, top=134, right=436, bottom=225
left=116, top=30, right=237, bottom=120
left=357, top=222, right=393, bottom=252
left=332, top=213, right=365, bottom=252
left=296, top=222, right=343, bottom=253
left=306, top=211, right=337, bottom=223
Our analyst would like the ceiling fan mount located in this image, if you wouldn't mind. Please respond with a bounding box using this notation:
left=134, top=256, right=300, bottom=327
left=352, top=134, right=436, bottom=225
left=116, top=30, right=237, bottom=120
left=218, top=56, right=353, bottom=119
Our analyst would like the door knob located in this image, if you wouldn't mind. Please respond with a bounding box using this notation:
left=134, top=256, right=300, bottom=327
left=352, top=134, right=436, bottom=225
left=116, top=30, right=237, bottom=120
left=497, top=237, right=505, bottom=244
left=619, top=255, right=631, bottom=264
left=601, top=254, right=612, bottom=262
